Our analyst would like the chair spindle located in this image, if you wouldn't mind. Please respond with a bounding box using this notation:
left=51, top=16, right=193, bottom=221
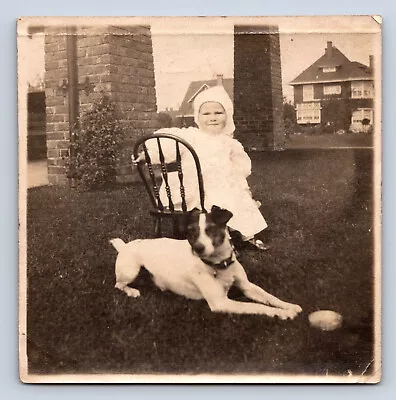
left=157, top=137, right=174, bottom=212
left=143, top=142, right=164, bottom=211
left=176, top=141, right=187, bottom=212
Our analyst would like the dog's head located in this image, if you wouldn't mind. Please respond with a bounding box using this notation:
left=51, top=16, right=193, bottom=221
left=185, top=205, right=233, bottom=258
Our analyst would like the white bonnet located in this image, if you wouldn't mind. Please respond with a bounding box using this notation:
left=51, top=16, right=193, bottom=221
left=193, top=85, right=235, bottom=137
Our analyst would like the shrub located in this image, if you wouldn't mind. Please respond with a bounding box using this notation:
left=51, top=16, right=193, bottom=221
left=298, top=125, right=322, bottom=135
left=283, top=99, right=297, bottom=137
left=156, top=112, right=173, bottom=128
left=361, top=118, right=371, bottom=126
left=66, top=96, right=125, bottom=191
left=284, top=118, right=296, bottom=138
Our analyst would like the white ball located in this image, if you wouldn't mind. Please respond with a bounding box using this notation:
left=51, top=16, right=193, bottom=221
left=308, top=310, right=343, bottom=331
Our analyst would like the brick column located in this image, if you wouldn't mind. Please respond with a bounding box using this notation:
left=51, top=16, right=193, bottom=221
left=44, top=25, right=157, bottom=185
left=44, top=29, right=70, bottom=185
left=234, top=25, right=285, bottom=150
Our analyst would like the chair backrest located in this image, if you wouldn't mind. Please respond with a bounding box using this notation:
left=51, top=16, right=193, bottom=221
left=133, top=133, right=206, bottom=213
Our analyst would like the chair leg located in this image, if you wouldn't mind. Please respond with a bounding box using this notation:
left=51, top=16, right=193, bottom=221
left=154, top=217, right=162, bottom=238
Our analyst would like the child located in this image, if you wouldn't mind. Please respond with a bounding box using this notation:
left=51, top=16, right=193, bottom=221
left=134, top=85, right=269, bottom=250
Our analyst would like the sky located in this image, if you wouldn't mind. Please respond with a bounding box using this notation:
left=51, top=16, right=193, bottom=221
left=22, top=16, right=381, bottom=111
left=151, top=16, right=380, bottom=110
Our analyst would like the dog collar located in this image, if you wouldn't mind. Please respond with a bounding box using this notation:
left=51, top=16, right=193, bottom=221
left=201, top=253, right=235, bottom=270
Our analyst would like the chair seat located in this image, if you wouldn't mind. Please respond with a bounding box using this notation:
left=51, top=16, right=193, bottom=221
left=149, top=208, right=188, bottom=217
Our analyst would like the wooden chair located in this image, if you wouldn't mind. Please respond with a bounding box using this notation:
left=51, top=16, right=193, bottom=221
left=133, top=133, right=206, bottom=239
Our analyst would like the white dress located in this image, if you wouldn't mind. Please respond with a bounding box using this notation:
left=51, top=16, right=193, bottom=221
left=145, top=127, right=267, bottom=238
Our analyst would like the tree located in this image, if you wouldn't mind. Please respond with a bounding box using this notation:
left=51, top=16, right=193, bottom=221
left=156, top=112, right=173, bottom=128
left=283, top=97, right=296, bottom=137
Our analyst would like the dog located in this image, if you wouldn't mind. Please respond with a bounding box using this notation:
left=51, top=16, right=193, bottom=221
left=110, top=206, right=302, bottom=319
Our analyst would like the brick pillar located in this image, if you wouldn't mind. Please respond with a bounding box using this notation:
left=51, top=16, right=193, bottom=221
left=234, top=25, right=285, bottom=150
left=44, top=29, right=70, bottom=185
left=44, top=25, right=157, bottom=185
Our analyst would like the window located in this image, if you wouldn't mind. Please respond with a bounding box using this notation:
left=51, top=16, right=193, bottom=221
left=351, top=81, right=374, bottom=99
left=350, top=108, right=374, bottom=132
left=351, top=108, right=373, bottom=124
left=323, top=84, right=341, bottom=95
left=296, top=102, right=321, bottom=124
left=303, top=85, right=314, bottom=101
left=323, top=66, right=337, bottom=73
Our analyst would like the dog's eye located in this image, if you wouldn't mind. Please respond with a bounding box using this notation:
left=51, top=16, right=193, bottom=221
left=186, top=225, right=197, bottom=234
left=206, top=225, right=225, bottom=246
left=205, top=225, right=217, bottom=236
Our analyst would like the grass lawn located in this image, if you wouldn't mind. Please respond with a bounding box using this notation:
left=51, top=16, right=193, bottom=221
left=285, top=132, right=373, bottom=149
left=26, top=148, right=375, bottom=378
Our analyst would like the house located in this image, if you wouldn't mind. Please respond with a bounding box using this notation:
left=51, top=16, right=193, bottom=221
left=176, top=75, right=233, bottom=127
left=290, top=41, right=374, bottom=133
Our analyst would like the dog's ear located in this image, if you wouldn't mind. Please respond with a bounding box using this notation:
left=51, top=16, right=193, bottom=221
left=210, top=205, right=233, bottom=225
left=188, top=207, right=202, bottom=218
left=184, top=207, right=202, bottom=224
left=177, top=208, right=202, bottom=239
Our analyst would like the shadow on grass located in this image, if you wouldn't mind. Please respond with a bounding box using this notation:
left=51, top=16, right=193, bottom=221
left=25, top=148, right=375, bottom=378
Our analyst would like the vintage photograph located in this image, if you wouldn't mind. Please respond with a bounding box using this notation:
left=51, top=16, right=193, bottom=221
left=18, top=16, right=381, bottom=383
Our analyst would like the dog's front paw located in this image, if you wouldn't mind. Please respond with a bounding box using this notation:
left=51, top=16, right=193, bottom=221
left=124, top=287, right=141, bottom=298
left=274, top=307, right=301, bottom=320
left=289, top=303, right=303, bottom=314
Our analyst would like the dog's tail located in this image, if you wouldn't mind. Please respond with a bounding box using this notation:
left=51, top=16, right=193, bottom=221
left=109, top=238, right=126, bottom=253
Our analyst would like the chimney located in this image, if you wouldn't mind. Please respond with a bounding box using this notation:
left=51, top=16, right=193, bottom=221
left=326, top=41, right=333, bottom=59
left=216, top=74, right=223, bottom=86
left=369, top=55, right=374, bottom=70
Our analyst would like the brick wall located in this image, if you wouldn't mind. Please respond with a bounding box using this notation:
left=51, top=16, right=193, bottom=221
left=233, top=25, right=285, bottom=150
left=44, top=25, right=157, bottom=185
left=44, top=29, right=70, bottom=185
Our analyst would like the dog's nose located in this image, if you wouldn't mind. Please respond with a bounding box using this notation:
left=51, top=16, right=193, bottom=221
left=193, top=243, right=205, bottom=254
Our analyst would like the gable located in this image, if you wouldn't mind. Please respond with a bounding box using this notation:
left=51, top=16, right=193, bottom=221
left=290, top=44, right=373, bottom=86
left=187, top=84, right=210, bottom=103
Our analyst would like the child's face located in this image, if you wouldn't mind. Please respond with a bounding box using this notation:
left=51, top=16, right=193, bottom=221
left=197, top=102, right=227, bottom=134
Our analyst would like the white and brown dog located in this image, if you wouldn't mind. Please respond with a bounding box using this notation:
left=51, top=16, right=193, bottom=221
left=110, top=206, right=302, bottom=319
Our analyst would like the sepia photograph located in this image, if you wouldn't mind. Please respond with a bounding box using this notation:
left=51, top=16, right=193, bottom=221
left=17, top=15, right=381, bottom=383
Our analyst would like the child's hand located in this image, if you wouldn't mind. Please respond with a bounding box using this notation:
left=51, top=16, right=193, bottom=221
left=131, top=152, right=145, bottom=165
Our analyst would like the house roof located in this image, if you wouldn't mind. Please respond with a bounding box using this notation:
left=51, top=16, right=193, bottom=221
left=290, top=42, right=373, bottom=86
left=177, top=78, right=234, bottom=117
